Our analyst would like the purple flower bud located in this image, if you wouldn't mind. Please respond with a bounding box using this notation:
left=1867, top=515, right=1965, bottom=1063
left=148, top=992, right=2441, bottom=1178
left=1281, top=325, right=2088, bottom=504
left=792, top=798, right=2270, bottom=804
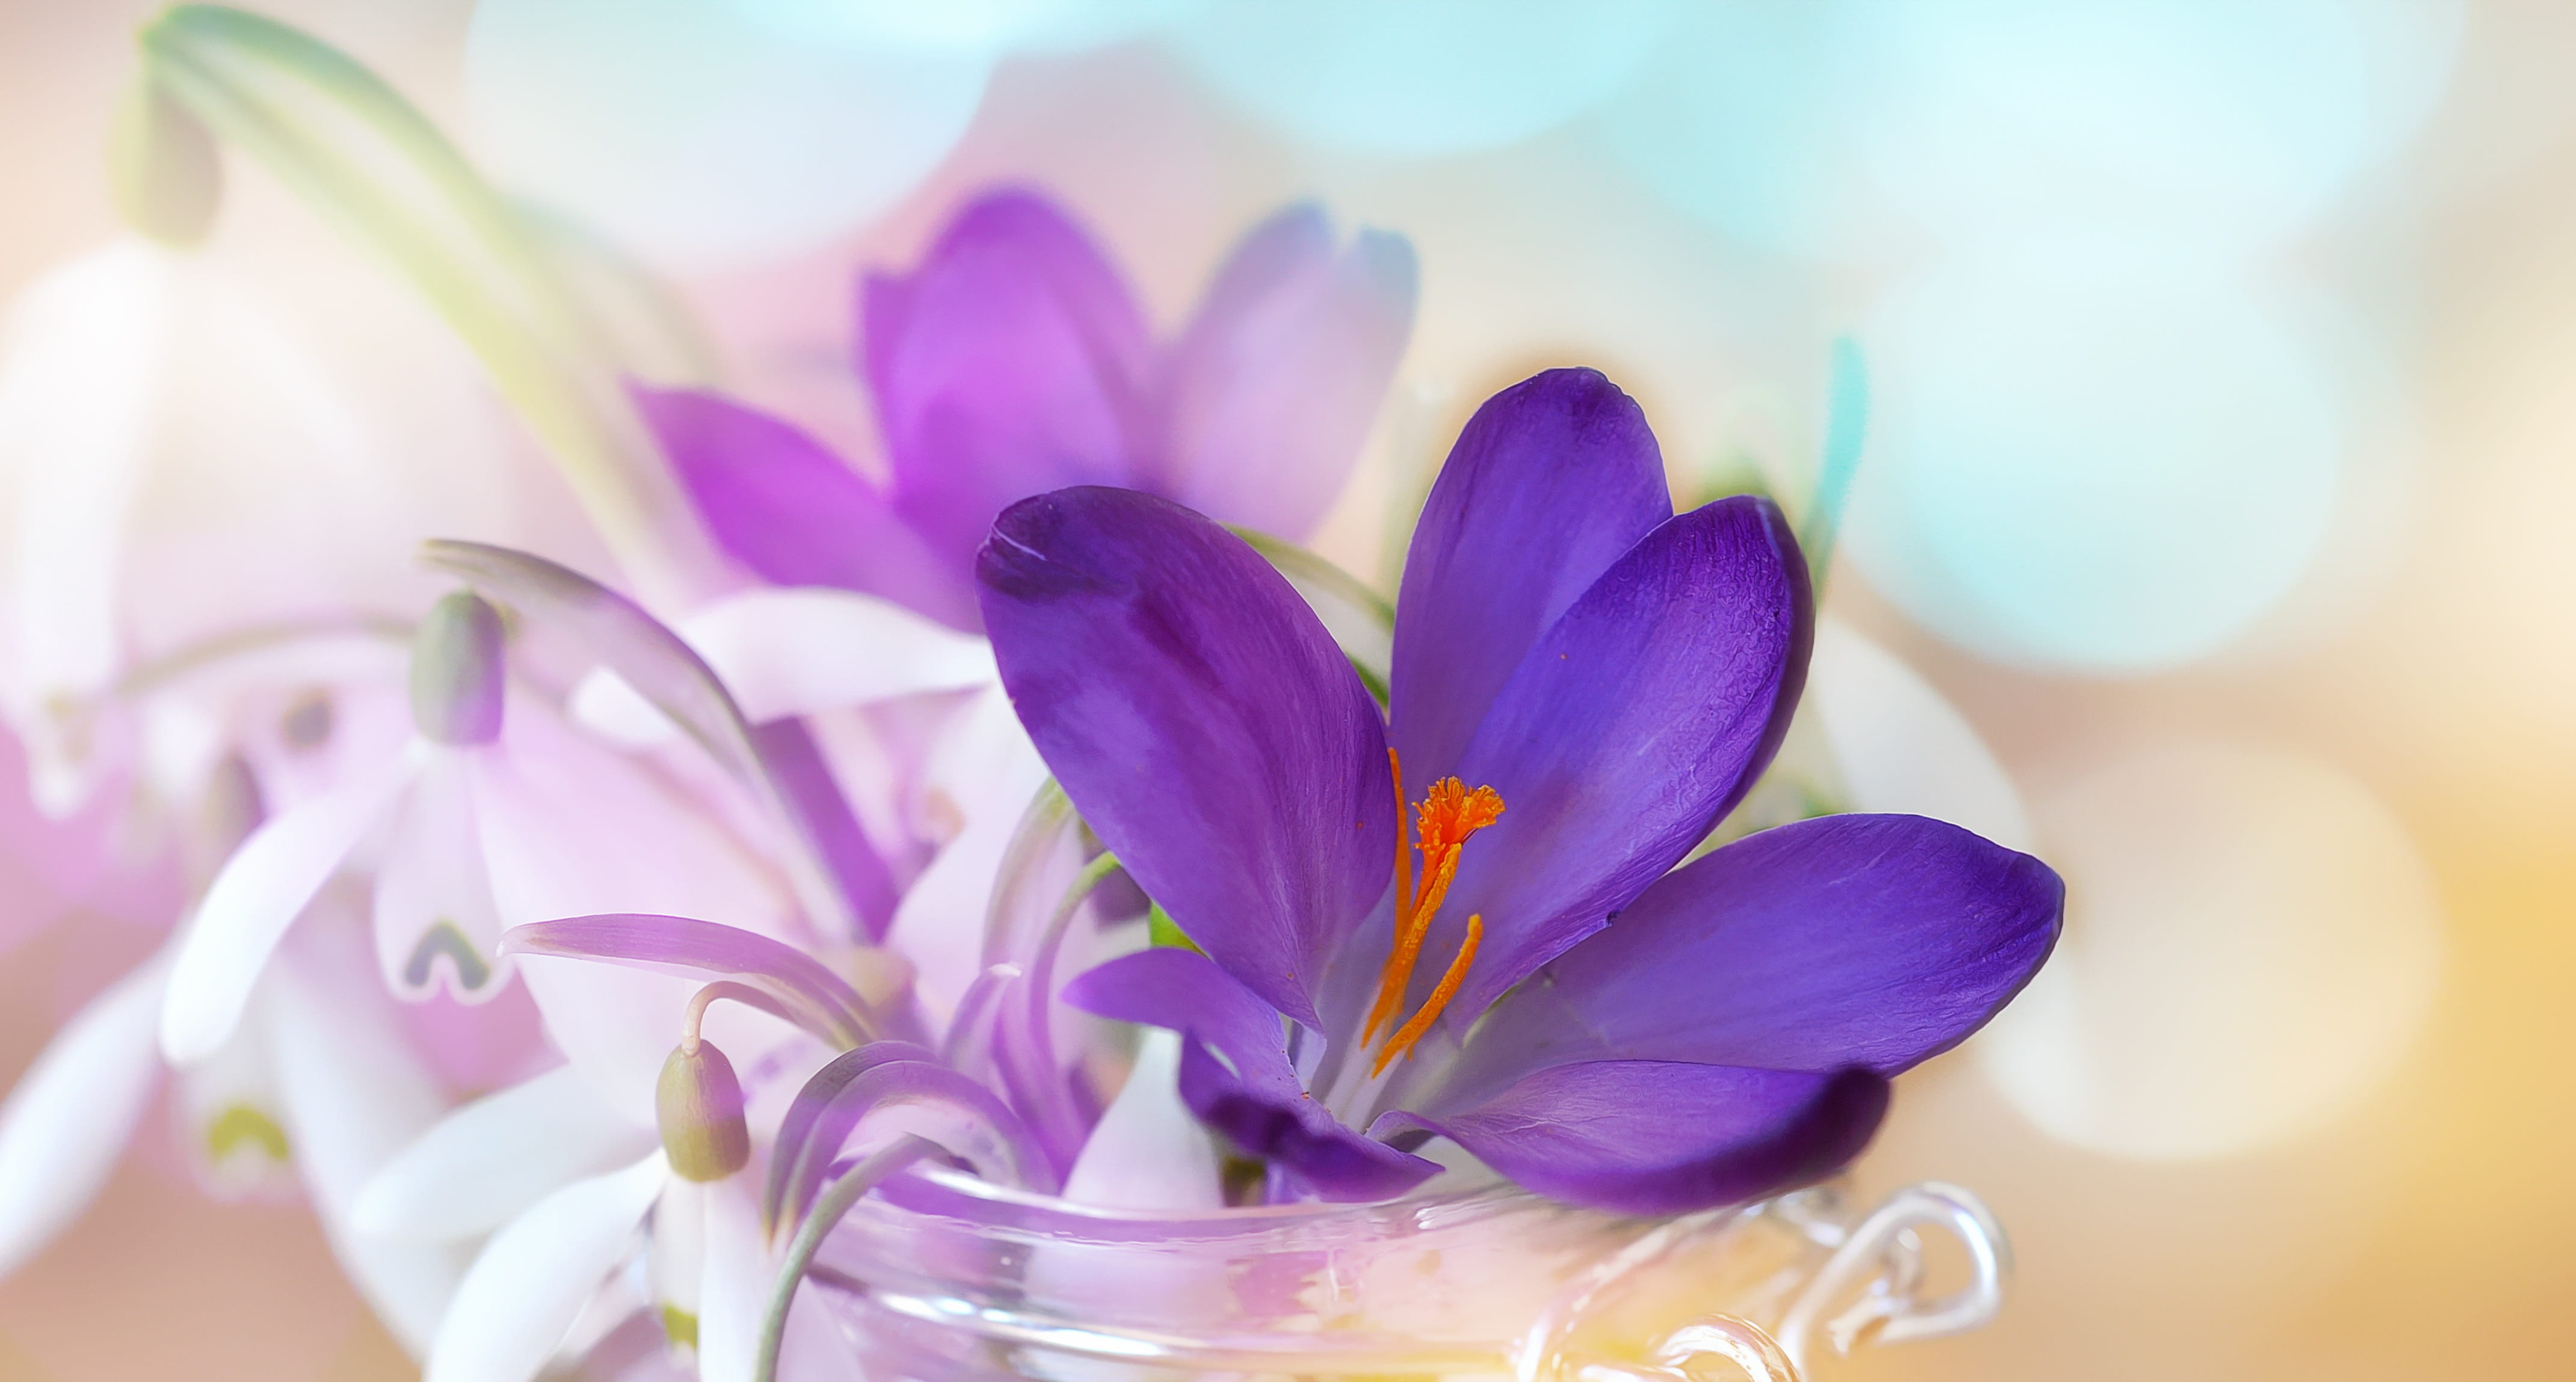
left=658, top=1040, right=750, bottom=1182
left=410, top=592, right=506, bottom=746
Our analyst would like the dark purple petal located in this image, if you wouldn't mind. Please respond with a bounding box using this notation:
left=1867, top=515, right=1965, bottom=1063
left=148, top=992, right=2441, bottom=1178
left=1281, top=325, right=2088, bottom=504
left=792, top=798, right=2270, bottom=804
left=631, top=385, right=978, bottom=631
left=1376, top=1060, right=1886, bottom=1216
left=1430, top=494, right=1812, bottom=1015
left=745, top=719, right=898, bottom=940
left=501, top=914, right=878, bottom=1048
left=1179, top=1039, right=1438, bottom=1201
left=864, top=191, right=1155, bottom=582
left=1162, top=204, right=1417, bottom=539
left=1061, top=949, right=1295, bottom=1095
left=1390, top=369, right=1671, bottom=786
left=979, top=489, right=1393, bottom=1028
left=1066, top=948, right=1438, bottom=1202
left=1447, top=814, right=2063, bottom=1098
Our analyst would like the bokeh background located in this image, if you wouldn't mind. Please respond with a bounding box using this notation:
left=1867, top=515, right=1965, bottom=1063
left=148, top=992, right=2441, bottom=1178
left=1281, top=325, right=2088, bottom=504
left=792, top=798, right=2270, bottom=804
left=0, top=1, right=2569, bottom=1377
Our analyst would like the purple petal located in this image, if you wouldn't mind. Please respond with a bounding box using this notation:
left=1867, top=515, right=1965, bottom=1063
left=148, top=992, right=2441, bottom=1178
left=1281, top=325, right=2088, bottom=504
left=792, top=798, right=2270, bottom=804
left=1162, top=204, right=1417, bottom=538
left=1066, top=948, right=1436, bottom=1202
left=745, top=719, right=897, bottom=941
left=1390, top=369, right=1671, bottom=787
left=1062, top=949, right=1298, bottom=1097
left=501, top=914, right=878, bottom=1048
left=978, top=488, right=1393, bottom=1028
left=632, top=385, right=977, bottom=631
left=864, top=190, right=1155, bottom=582
left=1178, top=1039, right=1437, bottom=1202
left=1449, top=814, right=2063, bottom=1097
left=1378, top=1061, right=1886, bottom=1216
left=1432, top=494, right=1812, bottom=1015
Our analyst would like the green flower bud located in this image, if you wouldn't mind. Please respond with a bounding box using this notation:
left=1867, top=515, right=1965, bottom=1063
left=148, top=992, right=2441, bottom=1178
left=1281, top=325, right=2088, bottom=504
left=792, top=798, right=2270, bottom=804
left=410, top=592, right=506, bottom=746
left=658, top=1040, right=750, bottom=1182
left=109, top=79, right=221, bottom=248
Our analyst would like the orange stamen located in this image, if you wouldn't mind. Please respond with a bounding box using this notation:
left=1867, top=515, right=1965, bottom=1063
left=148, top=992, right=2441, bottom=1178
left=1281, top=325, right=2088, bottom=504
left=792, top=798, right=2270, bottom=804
left=1361, top=773, right=1503, bottom=1050
left=1373, top=914, right=1482, bottom=1075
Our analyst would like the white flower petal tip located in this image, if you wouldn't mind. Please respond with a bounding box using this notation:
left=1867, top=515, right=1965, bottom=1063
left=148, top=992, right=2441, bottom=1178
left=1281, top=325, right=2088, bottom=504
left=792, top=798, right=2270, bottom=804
left=1808, top=621, right=2031, bottom=850
left=694, top=1178, right=769, bottom=1382
left=354, top=1066, right=655, bottom=1243
left=1058, top=1030, right=1222, bottom=1212
left=260, top=963, right=469, bottom=1355
left=159, top=752, right=414, bottom=1064
left=568, top=668, right=680, bottom=748
left=0, top=959, right=168, bottom=1278
left=372, top=749, right=511, bottom=1007
left=678, top=587, right=997, bottom=722
left=0, top=242, right=172, bottom=736
left=425, top=1151, right=670, bottom=1382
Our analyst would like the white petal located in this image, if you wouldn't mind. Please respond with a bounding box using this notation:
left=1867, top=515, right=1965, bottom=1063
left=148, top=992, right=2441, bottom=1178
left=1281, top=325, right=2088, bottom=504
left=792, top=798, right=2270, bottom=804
left=1026, top=1035, right=1225, bottom=1321
left=374, top=747, right=511, bottom=1004
left=160, top=745, right=418, bottom=1063
left=514, top=956, right=698, bottom=1122
left=261, top=956, right=469, bottom=1354
left=516, top=950, right=818, bottom=1140
left=1058, top=1030, right=1222, bottom=1211
left=889, top=687, right=1049, bottom=1023
left=354, top=1064, right=656, bottom=1243
left=472, top=708, right=789, bottom=939
left=173, top=986, right=297, bottom=1201
left=1808, top=620, right=2032, bottom=850
left=567, top=667, right=680, bottom=748
left=650, top=1175, right=707, bottom=1319
left=693, top=1170, right=861, bottom=1382
left=695, top=1175, right=772, bottom=1382
left=0, top=242, right=171, bottom=739
left=676, top=587, right=997, bottom=723
left=0, top=953, right=167, bottom=1277
left=426, top=1151, right=669, bottom=1382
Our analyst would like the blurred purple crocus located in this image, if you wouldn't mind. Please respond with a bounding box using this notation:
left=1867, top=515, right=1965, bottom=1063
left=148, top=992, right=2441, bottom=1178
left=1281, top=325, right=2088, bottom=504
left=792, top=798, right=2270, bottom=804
left=979, top=369, right=2063, bottom=1214
left=638, top=188, right=1417, bottom=632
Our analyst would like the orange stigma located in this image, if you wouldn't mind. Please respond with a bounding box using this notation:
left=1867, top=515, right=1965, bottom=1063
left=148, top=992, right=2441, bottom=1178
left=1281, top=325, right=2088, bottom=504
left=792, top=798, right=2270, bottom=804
left=1363, top=751, right=1503, bottom=1070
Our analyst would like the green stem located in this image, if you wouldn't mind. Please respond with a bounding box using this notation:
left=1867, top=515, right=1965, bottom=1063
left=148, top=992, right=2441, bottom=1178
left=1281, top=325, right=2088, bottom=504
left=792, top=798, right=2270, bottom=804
left=1058, top=850, right=1125, bottom=931
left=754, top=1135, right=942, bottom=1382
left=109, top=612, right=414, bottom=698
left=136, top=5, right=713, bottom=603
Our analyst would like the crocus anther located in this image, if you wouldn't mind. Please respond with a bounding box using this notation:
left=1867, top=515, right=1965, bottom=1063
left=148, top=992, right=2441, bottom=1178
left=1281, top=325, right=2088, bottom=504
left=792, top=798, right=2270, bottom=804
left=1363, top=749, right=1504, bottom=1070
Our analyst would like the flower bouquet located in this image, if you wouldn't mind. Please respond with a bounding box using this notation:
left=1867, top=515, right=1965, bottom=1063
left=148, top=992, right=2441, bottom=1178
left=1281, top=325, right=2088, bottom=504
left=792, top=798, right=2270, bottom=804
left=0, top=10, right=2059, bottom=1382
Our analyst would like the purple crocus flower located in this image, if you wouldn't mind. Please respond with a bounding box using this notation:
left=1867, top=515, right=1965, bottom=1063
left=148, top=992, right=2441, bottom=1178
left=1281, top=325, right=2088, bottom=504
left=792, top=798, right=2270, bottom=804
left=638, top=188, right=1417, bottom=631
left=978, top=368, right=2063, bottom=1215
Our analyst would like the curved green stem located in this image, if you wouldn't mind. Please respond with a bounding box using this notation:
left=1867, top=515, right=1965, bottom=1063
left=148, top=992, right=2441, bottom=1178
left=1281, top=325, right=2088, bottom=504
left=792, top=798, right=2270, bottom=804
left=755, top=1135, right=942, bottom=1382
left=135, top=5, right=715, bottom=603
left=108, top=612, right=414, bottom=698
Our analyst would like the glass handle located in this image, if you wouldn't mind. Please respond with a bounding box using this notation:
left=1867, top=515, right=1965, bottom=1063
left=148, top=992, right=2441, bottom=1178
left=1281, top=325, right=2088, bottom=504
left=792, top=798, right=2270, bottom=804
left=1775, top=1181, right=2009, bottom=1374
left=1571, top=1315, right=1801, bottom=1382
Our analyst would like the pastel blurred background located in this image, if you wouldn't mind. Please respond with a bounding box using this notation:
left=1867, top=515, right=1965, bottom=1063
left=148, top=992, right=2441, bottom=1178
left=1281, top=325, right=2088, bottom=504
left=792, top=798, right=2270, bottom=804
left=0, top=1, right=2567, bottom=1377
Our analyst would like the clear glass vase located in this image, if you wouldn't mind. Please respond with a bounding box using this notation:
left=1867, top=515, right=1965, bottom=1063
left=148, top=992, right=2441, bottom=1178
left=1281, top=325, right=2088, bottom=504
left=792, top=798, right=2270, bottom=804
left=804, top=1170, right=2004, bottom=1381
left=833, top=756, right=2010, bottom=1381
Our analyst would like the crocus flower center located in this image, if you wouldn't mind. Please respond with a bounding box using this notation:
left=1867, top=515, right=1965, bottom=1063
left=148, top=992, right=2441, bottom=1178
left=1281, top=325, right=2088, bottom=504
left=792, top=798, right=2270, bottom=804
left=1363, top=751, right=1504, bottom=1074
